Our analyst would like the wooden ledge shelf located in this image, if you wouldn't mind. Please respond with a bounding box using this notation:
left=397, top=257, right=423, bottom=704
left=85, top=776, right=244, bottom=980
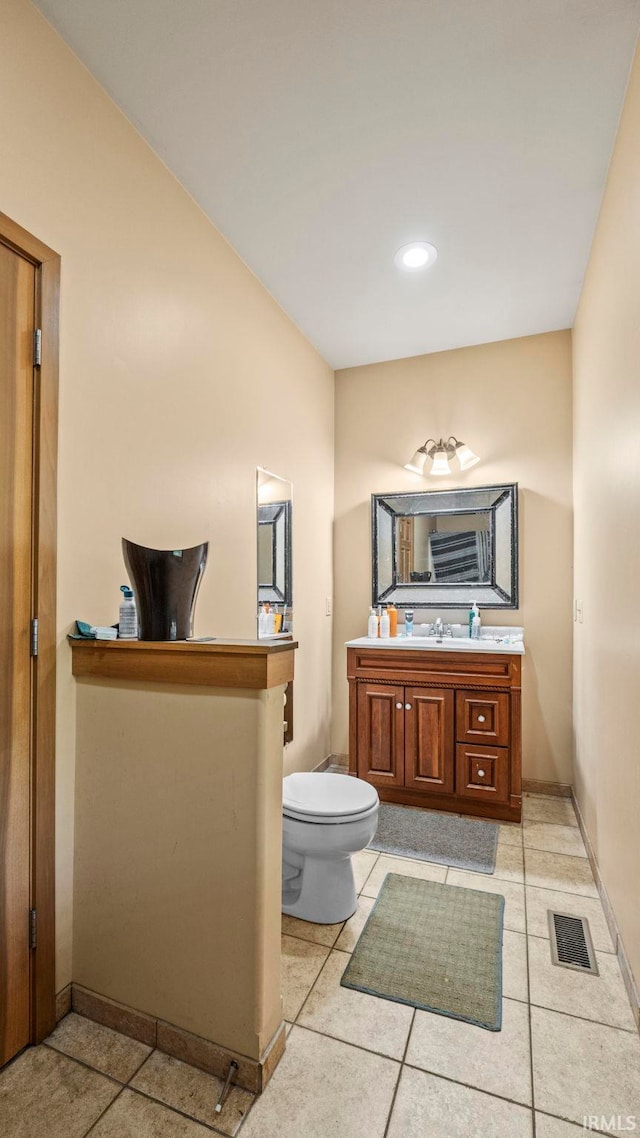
left=70, top=637, right=297, bottom=690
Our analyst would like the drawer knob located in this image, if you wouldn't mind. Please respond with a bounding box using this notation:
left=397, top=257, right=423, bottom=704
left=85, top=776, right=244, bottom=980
left=477, top=769, right=486, bottom=778
left=477, top=714, right=486, bottom=723
left=405, top=703, right=412, bottom=711
left=396, top=703, right=403, bottom=710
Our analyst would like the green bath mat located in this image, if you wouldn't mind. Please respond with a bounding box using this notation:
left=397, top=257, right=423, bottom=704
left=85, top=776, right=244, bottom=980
left=341, top=874, right=504, bottom=1031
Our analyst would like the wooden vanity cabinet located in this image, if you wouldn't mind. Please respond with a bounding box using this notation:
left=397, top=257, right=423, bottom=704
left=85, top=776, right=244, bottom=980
left=348, top=646, right=522, bottom=822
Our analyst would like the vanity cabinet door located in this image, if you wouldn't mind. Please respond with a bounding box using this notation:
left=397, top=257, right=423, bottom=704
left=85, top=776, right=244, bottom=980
left=456, top=743, right=509, bottom=804
left=357, top=684, right=405, bottom=788
left=404, top=687, right=454, bottom=795
left=456, top=691, right=510, bottom=747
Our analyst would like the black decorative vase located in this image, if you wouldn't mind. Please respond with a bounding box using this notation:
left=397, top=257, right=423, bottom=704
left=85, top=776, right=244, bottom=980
left=122, top=539, right=208, bottom=641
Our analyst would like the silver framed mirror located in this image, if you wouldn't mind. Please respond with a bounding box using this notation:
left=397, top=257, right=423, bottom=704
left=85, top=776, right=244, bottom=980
left=257, top=468, right=293, bottom=635
left=372, top=483, right=518, bottom=609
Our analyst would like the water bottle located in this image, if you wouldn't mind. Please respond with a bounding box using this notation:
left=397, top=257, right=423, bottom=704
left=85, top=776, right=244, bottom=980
left=118, top=585, right=138, bottom=640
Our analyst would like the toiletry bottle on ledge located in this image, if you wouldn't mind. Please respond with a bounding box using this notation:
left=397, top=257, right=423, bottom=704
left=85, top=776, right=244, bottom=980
left=379, top=605, right=390, bottom=639
left=367, top=607, right=378, bottom=638
left=404, top=609, right=414, bottom=638
left=471, top=602, right=482, bottom=640
left=388, top=603, right=398, bottom=637
left=118, top=585, right=138, bottom=640
left=469, top=601, right=478, bottom=638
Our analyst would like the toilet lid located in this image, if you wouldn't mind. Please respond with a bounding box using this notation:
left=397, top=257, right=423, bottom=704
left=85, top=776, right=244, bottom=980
left=282, top=772, right=379, bottom=819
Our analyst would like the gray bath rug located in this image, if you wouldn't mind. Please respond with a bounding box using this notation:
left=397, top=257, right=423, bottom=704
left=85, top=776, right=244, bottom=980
left=341, top=874, right=504, bottom=1030
left=369, top=803, right=498, bottom=874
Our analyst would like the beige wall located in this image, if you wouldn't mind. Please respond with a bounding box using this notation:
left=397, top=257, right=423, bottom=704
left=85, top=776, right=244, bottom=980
left=333, top=331, right=574, bottom=784
left=572, top=41, right=640, bottom=989
left=74, top=679, right=284, bottom=1060
left=0, top=0, right=334, bottom=991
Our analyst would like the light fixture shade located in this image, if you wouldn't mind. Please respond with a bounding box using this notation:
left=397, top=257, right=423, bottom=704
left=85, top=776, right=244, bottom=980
left=429, top=448, right=452, bottom=476
left=404, top=448, right=427, bottom=475
left=455, top=441, right=480, bottom=470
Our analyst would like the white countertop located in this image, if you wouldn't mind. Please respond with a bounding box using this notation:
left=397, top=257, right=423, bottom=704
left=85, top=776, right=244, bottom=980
left=346, top=627, right=525, bottom=655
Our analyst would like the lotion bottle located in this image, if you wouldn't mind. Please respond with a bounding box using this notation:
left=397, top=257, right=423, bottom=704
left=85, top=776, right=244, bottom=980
left=380, top=605, right=390, bottom=639
left=471, top=603, right=482, bottom=640
left=404, top=609, right=414, bottom=637
left=388, top=603, right=398, bottom=638
left=367, top=607, right=378, bottom=638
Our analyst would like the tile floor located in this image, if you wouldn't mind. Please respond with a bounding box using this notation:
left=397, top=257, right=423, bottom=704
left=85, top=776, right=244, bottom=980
left=1, top=794, right=639, bottom=1137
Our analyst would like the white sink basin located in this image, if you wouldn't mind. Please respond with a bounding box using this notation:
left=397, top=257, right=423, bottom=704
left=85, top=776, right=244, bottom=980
left=345, top=629, right=525, bottom=655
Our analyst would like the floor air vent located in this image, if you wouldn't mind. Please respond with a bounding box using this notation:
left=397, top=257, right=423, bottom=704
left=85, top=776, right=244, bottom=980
left=548, top=910, right=599, bottom=975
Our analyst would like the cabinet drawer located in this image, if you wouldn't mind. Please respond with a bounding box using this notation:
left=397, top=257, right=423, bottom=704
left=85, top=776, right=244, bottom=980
left=456, top=744, right=509, bottom=804
left=456, top=690, right=509, bottom=746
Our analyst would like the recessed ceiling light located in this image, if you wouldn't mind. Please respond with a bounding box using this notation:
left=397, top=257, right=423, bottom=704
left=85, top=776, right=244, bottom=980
left=394, top=241, right=438, bottom=271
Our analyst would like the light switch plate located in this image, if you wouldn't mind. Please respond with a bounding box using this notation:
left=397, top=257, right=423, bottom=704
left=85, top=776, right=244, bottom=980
left=325, top=596, right=332, bottom=616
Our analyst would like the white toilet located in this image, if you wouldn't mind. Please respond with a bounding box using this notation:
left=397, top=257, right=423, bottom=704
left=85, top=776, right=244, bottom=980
left=282, top=772, right=379, bottom=924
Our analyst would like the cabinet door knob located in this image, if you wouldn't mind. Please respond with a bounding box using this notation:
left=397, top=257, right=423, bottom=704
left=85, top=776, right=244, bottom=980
left=405, top=703, right=412, bottom=710
left=396, top=702, right=403, bottom=710
left=477, top=769, right=486, bottom=778
left=477, top=714, right=486, bottom=723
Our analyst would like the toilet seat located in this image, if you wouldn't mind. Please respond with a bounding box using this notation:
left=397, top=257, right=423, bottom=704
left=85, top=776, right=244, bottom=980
left=283, top=772, right=378, bottom=825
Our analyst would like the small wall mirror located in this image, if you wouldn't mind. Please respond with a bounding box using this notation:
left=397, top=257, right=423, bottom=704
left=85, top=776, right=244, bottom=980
left=257, top=468, right=293, bottom=636
left=372, top=483, right=518, bottom=609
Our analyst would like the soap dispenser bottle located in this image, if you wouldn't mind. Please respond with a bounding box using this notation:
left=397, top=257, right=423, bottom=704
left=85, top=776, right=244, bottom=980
left=119, top=585, right=138, bottom=640
left=367, top=607, right=378, bottom=639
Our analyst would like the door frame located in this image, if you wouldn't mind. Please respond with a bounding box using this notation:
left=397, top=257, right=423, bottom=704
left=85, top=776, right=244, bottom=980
left=1, top=211, right=59, bottom=1044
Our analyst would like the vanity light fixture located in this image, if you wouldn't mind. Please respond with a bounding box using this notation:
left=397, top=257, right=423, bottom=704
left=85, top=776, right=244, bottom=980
left=404, top=437, right=480, bottom=477
left=394, top=242, right=438, bottom=271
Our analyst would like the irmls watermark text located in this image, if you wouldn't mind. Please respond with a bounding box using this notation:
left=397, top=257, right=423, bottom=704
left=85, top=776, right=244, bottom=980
left=583, top=1118, right=637, bottom=1132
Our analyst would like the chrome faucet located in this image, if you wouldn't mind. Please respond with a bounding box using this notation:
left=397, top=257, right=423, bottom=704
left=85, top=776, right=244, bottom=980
left=433, top=618, right=444, bottom=637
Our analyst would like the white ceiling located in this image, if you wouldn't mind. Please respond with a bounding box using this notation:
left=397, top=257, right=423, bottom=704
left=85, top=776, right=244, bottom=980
left=35, top=0, right=640, bottom=368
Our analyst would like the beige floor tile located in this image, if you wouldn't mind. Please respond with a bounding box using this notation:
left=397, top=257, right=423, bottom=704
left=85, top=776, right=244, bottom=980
left=361, top=854, right=447, bottom=898
left=523, top=796, right=578, bottom=827
left=503, top=930, right=529, bottom=1002
left=498, top=823, right=523, bottom=847
left=90, top=1088, right=211, bottom=1136
left=492, top=842, right=525, bottom=883
left=240, top=1025, right=399, bottom=1138
left=531, top=1006, right=640, bottom=1129
left=334, top=894, right=375, bottom=952
left=280, top=934, right=330, bottom=1021
left=45, top=1012, right=152, bottom=1082
left=524, top=822, right=587, bottom=858
left=281, top=912, right=344, bottom=947
left=387, top=1066, right=533, bottom=1138
left=406, top=996, right=532, bottom=1105
left=131, top=1050, right=253, bottom=1136
left=525, top=849, right=598, bottom=897
left=527, top=935, right=636, bottom=1031
left=298, top=949, right=413, bottom=1059
left=0, top=1045, right=119, bottom=1138
left=525, top=886, right=615, bottom=952
left=353, top=849, right=379, bottom=891
left=535, top=1113, right=590, bottom=1136
left=446, top=868, right=526, bottom=933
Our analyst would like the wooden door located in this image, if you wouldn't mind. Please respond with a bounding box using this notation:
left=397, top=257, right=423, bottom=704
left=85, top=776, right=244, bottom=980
left=357, top=684, right=405, bottom=788
left=404, top=687, right=454, bottom=794
left=0, top=241, right=36, bottom=1066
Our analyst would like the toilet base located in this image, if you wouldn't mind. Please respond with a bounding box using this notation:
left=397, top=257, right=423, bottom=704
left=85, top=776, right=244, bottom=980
left=282, top=852, right=358, bottom=925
